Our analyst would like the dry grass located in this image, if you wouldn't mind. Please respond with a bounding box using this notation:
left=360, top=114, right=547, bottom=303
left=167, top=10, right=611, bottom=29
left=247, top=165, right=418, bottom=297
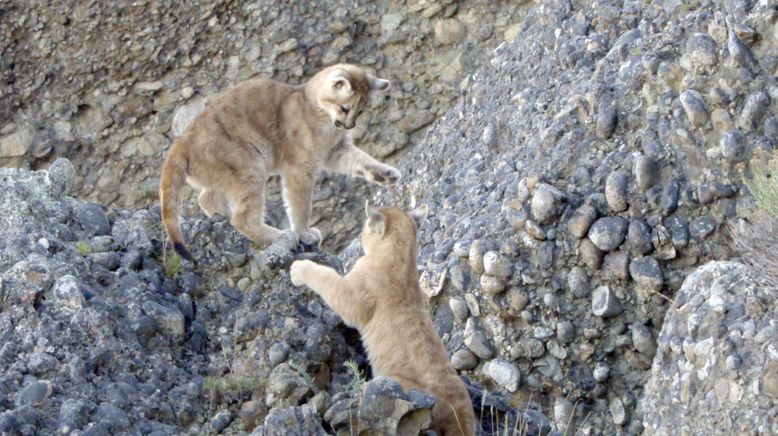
left=731, top=160, right=778, bottom=290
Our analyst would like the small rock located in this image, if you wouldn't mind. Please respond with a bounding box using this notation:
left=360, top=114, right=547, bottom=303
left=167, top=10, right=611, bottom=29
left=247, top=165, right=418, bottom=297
left=596, top=106, right=618, bottom=139
left=629, top=256, right=664, bottom=292
left=17, top=381, right=52, bottom=406
left=660, top=179, right=680, bottom=215
left=515, top=338, right=545, bottom=359
left=468, top=239, right=490, bottom=274
left=507, top=288, right=529, bottom=310
left=633, top=156, right=658, bottom=190
left=480, top=275, right=506, bottom=295
left=627, top=220, right=653, bottom=255
left=592, top=286, right=622, bottom=317
left=449, top=297, right=469, bottom=322
left=580, top=239, right=604, bottom=270
left=77, top=203, right=111, bottom=236
left=556, top=320, right=576, bottom=344
left=664, top=216, right=689, bottom=248
left=587, top=217, right=628, bottom=251
left=568, top=204, right=598, bottom=238
left=567, top=267, right=590, bottom=298
left=483, top=251, right=512, bottom=277
left=738, top=92, right=770, bottom=132
left=531, top=184, right=565, bottom=224
left=605, top=171, right=629, bottom=212
left=211, top=410, right=232, bottom=433
left=142, top=301, right=185, bottom=337
left=686, top=33, right=717, bottom=67
left=651, top=225, right=677, bottom=260
left=484, top=359, right=520, bottom=392
left=239, top=401, right=262, bottom=429
left=593, top=363, right=611, bottom=382
left=721, top=129, right=746, bottom=160
left=525, top=219, right=546, bottom=240
left=51, top=275, right=86, bottom=310
left=689, top=215, right=715, bottom=241
left=464, top=318, right=494, bottom=359
left=631, top=323, right=656, bottom=357
left=609, top=397, right=628, bottom=425
left=451, top=349, right=478, bottom=370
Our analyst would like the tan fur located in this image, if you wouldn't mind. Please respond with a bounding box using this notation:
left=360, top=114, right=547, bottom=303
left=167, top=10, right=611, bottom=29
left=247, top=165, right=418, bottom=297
left=290, top=206, right=476, bottom=436
left=159, top=64, right=401, bottom=260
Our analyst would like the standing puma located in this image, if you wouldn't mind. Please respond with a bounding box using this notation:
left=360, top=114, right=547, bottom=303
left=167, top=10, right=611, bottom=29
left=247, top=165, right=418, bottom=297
left=290, top=204, right=476, bottom=436
left=159, top=64, right=401, bottom=261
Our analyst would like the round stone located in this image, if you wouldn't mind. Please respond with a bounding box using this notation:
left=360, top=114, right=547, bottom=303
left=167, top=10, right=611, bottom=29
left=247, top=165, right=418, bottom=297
left=686, top=33, right=718, bottom=66
left=587, top=217, right=628, bottom=252
left=629, top=256, right=664, bottom=292
left=451, top=349, right=478, bottom=370
left=605, top=171, right=629, bottom=212
left=483, top=359, right=520, bottom=392
left=592, top=285, right=622, bottom=317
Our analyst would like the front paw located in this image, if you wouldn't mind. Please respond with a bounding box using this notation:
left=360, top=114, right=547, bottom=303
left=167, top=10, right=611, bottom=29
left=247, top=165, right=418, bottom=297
left=297, top=227, right=322, bottom=247
left=290, top=259, right=316, bottom=286
left=364, top=165, right=402, bottom=186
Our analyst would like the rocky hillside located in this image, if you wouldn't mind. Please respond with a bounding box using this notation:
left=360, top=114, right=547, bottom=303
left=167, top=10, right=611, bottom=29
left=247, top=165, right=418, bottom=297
left=1, top=0, right=530, bottom=251
left=1, top=0, right=777, bottom=435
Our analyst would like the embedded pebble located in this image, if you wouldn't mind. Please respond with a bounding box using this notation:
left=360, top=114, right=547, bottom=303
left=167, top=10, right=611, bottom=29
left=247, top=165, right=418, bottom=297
left=451, top=349, right=478, bottom=370
left=483, top=251, right=512, bottom=277
left=689, top=215, right=716, bottom=241
left=633, top=155, right=658, bottom=190
left=596, top=106, right=618, bottom=139
left=629, top=256, right=664, bottom=292
left=567, top=267, right=590, bottom=297
left=531, top=183, right=565, bottom=224
left=568, top=204, right=598, bottom=238
left=686, top=33, right=717, bottom=67
left=627, top=220, right=653, bottom=255
left=587, top=217, right=628, bottom=252
left=605, top=171, right=629, bottom=212
left=484, top=359, right=520, bottom=392
left=592, top=286, right=622, bottom=317
left=679, top=89, right=708, bottom=127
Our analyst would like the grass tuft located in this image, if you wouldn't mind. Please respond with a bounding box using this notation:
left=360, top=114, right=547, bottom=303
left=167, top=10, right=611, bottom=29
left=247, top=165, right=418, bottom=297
left=731, top=159, right=778, bottom=290
left=76, top=240, right=90, bottom=255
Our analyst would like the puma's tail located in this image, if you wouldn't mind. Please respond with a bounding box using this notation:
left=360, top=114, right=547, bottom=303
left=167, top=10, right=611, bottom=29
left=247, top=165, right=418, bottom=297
left=160, top=146, right=195, bottom=263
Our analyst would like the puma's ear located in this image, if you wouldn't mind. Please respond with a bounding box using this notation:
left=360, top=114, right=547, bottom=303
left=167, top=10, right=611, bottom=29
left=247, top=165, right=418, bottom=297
left=329, top=71, right=352, bottom=92
left=408, top=204, right=428, bottom=228
left=368, top=75, right=391, bottom=92
left=365, top=200, right=386, bottom=238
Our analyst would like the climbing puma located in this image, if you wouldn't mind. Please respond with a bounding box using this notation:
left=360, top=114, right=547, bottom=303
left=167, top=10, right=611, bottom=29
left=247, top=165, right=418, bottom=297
left=290, top=204, right=476, bottom=436
left=159, top=64, right=401, bottom=261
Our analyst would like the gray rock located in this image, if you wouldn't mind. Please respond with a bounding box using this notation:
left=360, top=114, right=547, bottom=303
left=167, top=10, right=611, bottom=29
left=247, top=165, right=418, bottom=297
left=633, top=155, right=658, bottom=190
left=580, top=239, right=604, bottom=270
left=531, top=183, right=565, bottom=224
left=737, top=92, right=770, bottom=132
left=627, top=220, right=653, bottom=255
left=46, top=158, right=76, bottom=197
left=468, top=239, right=490, bottom=274
left=728, top=30, right=758, bottom=69
left=94, top=402, right=130, bottom=432
left=480, top=274, right=506, bottom=295
left=265, top=363, right=314, bottom=408
left=629, top=256, right=663, bottom=292
left=567, top=267, right=590, bottom=298
left=568, top=204, right=598, bottom=238
left=142, top=301, right=185, bottom=338
left=680, top=90, right=708, bottom=127
left=57, top=399, right=88, bottom=434
left=484, top=358, right=520, bottom=392
left=77, top=203, right=111, bottom=236
left=210, top=410, right=232, bottom=433
left=664, top=216, right=689, bottom=249
left=686, top=33, right=717, bottom=67
left=51, top=275, right=86, bottom=310
left=556, top=320, right=576, bottom=344
left=592, top=285, right=622, bottom=317
left=483, top=251, right=512, bottom=277
left=451, top=349, right=478, bottom=370
left=464, top=318, right=494, bottom=359
left=596, top=106, right=618, bottom=139
left=660, top=180, right=680, bottom=215
left=449, top=297, right=469, bottom=322
left=644, top=262, right=774, bottom=434
left=525, top=219, right=546, bottom=240
left=17, top=381, right=52, bottom=406
left=605, top=171, right=629, bottom=212
left=593, top=363, right=611, bottom=382
left=720, top=129, right=746, bottom=160
left=689, top=215, right=715, bottom=242
left=507, top=288, right=529, bottom=310
left=587, top=217, right=628, bottom=252
left=631, top=323, right=656, bottom=357
left=514, top=338, right=545, bottom=359
left=651, top=224, right=677, bottom=260
left=254, top=405, right=326, bottom=436
left=609, top=397, right=628, bottom=426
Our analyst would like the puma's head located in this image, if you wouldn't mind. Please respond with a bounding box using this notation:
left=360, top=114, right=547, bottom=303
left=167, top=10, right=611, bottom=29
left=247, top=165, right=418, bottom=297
left=361, top=202, right=428, bottom=254
left=312, top=64, right=391, bottom=130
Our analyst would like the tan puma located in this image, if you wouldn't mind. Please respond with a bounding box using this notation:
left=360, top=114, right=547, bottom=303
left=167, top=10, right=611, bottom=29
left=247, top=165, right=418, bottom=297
left=159, top=64, right=401, bottom=261
left=290, top=204, right=476, bottom=436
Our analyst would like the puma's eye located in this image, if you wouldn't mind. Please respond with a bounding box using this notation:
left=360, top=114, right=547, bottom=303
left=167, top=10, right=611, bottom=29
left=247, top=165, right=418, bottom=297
left=340, top=105, right=350, bottom=114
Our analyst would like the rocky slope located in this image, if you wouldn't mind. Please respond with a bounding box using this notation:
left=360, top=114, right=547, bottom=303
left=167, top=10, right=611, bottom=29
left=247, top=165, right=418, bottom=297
left=1, top=0, right=530, bottom=251
left=1, top=0, right=777, bottom=435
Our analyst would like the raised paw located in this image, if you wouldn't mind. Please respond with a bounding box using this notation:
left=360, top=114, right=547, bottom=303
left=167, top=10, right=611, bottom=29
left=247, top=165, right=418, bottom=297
left=290, top=259, right=316, bottom=287
left=363, top=165, right=402, bottom=186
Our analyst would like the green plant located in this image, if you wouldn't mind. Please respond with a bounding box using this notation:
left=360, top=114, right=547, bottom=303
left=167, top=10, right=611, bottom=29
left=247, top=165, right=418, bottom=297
left=731, top=160, right=778, bottom=290
left=342, top=359, right=367, bottom=394
left=161, top=245, right=181, bottom=278
left=204, top=374, right=264, bottom=397
left=75, top=240, right=90, bottom=255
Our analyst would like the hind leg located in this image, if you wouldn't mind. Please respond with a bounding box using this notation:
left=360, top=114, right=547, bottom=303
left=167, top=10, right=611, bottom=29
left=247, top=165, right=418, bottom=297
left=227, top=183, right=286, bottom=244
left=197, top=189, right=229, bottom=217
